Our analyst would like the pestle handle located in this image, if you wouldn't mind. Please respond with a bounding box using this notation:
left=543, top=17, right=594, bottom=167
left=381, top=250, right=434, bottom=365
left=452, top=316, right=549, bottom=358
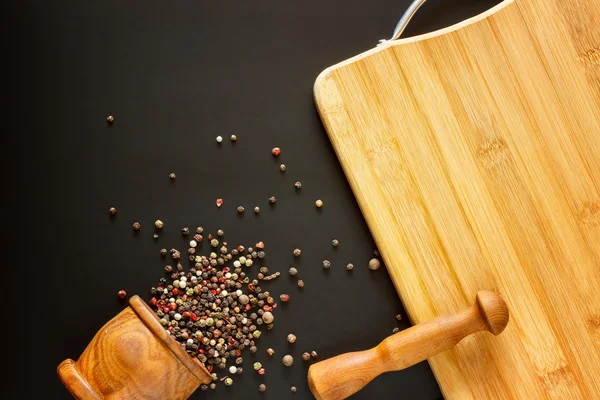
left=307, top=291, right=509, bottom=400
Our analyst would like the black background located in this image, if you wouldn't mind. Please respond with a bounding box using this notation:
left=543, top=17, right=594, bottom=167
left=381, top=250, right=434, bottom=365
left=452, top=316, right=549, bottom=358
left=4, top=0, right=501, bottom=398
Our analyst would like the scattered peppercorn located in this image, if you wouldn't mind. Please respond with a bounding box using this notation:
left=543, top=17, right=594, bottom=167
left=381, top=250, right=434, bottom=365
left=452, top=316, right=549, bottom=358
left=160, top=248, right=167, bottom=256
left=322, top=260, right=331, bottom=269
left=237, top=206, right=245, bottom=213
left=216, top=136, right=223, bottom=143
left=117, top=290, right=127, bottom=298
left=224, top=377, right=233, bottom=386
left=169, top=173, right=176, bottom=180
left=217, top=229, right=224, bottom=237
left=280, top=164, right=286, bottom=172
left=216, top=198, right=223, bottom=208
left=346, top=263, right=354, bottom=271
left=396, top=314, right=402, bottom=321
left=311, top=351, right=318, bottom=358
left=294, top=181, right=302, bottom=189
left=196, top=227, right=204, bottom=234
left=315, top=199, right=323, bottom=208
left=210, top=383, right=216, bottom=390
left=297, top=280, right=304, bottom=288
left=229, top=366, right=237, bottom=374
left=287, top=333, right=296, bottom=343
left=268, top=196, right=276, bottom=204
left=153, top=233, right=159, bottom=239
left=254, top=206, right=260, bottom=214
left=262, top=311, right=274, bottom=324
left=332, top=239, right=339, bottom=247
left=107, top=115, right=114, bottom=123
left=373, top=248, right=380, bottom=257
left=272, top=147, right=281, bottom=156
left=302, top=352, right=311, bottom=361
left=109, top=207, right=117, bottom=215
left=291, top=386, right=297, bottom=392
left=280, top=294, right=290, bottom=303
left=282, top=355, right=294, bottom=367
left=266, top=348, right=275, bottom=356
left=155, top=219, right=164, bottom=229
left=259, top=383, right=266, bottom=392
left=253, top=362, right=262, bottom=371
left=230, top=134, right=237, bottom=142
left=392, top=327, right=400, bottom=334
left=133, top=222, right=141, bottom=231
left=293, top=248, right=301, bottom=257
left=368, top=258, right=381, bottom=270
left=288, top=267, right=298, bottom=276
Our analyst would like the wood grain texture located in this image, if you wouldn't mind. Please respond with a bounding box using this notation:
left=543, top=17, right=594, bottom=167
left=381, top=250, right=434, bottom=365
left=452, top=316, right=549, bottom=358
left=314, top=0, right=600, bottom=398
left=308, top=291, right=508, bottom=400
left=58, top=296, right=212, bottom=399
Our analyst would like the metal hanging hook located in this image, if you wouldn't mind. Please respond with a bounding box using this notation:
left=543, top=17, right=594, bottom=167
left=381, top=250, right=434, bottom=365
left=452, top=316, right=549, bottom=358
left=378, top=0, right=428, bottom=45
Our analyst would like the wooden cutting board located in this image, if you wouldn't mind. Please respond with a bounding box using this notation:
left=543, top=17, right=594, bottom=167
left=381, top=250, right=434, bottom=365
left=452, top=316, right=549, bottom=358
left=314, top=0, right=600, bottom=398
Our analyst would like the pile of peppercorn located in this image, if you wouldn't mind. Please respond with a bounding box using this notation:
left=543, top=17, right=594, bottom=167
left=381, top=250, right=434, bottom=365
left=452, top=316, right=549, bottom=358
left=148, top=233, right=276, bottom=378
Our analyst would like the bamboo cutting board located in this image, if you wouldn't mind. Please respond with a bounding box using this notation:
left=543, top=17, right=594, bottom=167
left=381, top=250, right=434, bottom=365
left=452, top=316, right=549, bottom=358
left=314, top=0, right=600, bottom=398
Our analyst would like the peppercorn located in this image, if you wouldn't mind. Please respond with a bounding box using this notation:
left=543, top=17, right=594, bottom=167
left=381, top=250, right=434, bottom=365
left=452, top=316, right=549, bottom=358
left=181, top=227, right=189, bottom=235
left=291, top=386, right=297, bottom=392
left=332, top=239, right=339, bottom=247
left=272, top=147, right=281, bottom=156
left=210, top=383, right=216, bottom=390
left=258, top=251, right=265, bottom=259
left=288, top=267, right=298, bottom=276
left=216, top=198, right=223, bottom=208
left=169, top=173, right=176, bottom=180
left=282, top=355, right=294, bottom=367
left=216, top=229, right=224, bottom=237
left=315, top=199, right=323, bottom=208
left=216, top=136, right=223, bottom=143
left=373, top=248, right=380, bottom=257
left=224, top=377, right=233, bottom=386
left=268, top=196, right=276, bottom=204
left=196, top=227, right=204, bottom=234
left=193, top=233, right=202, bottom=242
left=297, top=280, right=304, bottom=288
left=253, top=206, right=260, bottom=214
left=160, top=248, right=167, bottom=256
left=109, top=207, right=117, bottom=215
left=237, top=206, right=244, bottom=213
left=210, top=238, right=218, bottom=247
left=253, top=362, right=262, bottom=370
left=287, top=333, right=296, bottom=343
left=229, top=366, right=237, bottom=374
left=106, top=115, right=114, bottom=123
left=346, top=263, right=354, bottom=271
left=164, top=265, right=173, bottom=273
left=262, top=312, right=274, bottom=324
left=293, top=248, right=301, bottom=257
left=258, top=368, right=265, bottom=375
left=230, top=134, right=237, bottom=142
left=153, top=233, right=159, bottom=239
left=302, top=352, right=310, bottom=361
left=155, top=220, right=164, bottom=229
left=259, top=384, right=266, bottom=392
left=396, top=314, right=402, bottom=321
left=133, top=222, right=141, bottom=231
left=392, top=327, right=400, bottom=334
left=280, top=164, right=286, bottom=172
left=294, top=181, right=302, bottom=189
left=171, top=249, right=181, bottom=260
left=311, top=351, right=318, bottom=358
left=322, top=260, right=331, bottom=269
left=280, top=294, right=290, bottom=303
left=266, top=348, right=275, bottom=356
left=118, top=290, right=127, bottom=299
left=250, top=345, right=257, bottom=353
left=368, top=258, right=381, bottom=270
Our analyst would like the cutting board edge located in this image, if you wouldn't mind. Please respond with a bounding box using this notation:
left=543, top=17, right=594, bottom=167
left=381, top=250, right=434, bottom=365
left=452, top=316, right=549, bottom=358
left=314, top=0, right=514, bottom=107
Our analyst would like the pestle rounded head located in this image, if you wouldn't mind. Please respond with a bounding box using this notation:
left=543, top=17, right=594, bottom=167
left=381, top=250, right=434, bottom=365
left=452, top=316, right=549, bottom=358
left=476, top=291, right=509, bottom=335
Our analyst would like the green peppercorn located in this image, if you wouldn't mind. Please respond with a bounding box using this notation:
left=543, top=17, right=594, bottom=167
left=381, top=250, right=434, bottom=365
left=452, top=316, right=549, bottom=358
left=155, top=219, right=164, bottom=229
left=253, top=362, right=262, bottom=370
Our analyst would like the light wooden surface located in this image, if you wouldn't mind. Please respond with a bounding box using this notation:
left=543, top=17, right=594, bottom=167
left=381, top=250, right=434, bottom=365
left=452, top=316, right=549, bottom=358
left=314, top=0, right=600, bottom=398
left=58, top=296, right=212, bottom=399
left=308, top=291, right=508, bottom=400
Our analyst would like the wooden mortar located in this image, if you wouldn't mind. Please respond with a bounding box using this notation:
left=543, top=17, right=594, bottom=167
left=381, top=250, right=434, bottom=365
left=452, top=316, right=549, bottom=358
left=57, top=295, right=212, bottom=399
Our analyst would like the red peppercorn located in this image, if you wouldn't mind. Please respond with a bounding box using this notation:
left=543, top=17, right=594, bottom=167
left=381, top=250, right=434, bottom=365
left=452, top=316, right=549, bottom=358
left=258, top=368, right=265, bottom=375
left=168, top=303, right=177, bottom=311
left=117, top=290, right=127, bottom=299
left=216, top=198, right=223, bottom=208
left=181, top=294, right=187, bottom=301
left=172, top=288, right=179, bottom=295
left=207, top=366, right=213, bottom=373
left=216, top=288, right=221, bottom=294
left=149, top=297, right=157, bottom=307
left=229, top=337, right=235, bottom=345
left=272, top=147, right=281, bottom=156
left=163, top=306, right=170, bottom=313
left=190, top=313, right=198, bottom=322
left=237, top=245, right=245, bottom=252
left=182, top=311, right=190, bottom=319
left=222, top=267, right=230, bottom=273
left=219, top=277, right=226, bottom=283
left=280, top=294, right=289, bottom=303
left=199, top=349, right=205, bottom=354
left=255, top=241, right=265, bottom=250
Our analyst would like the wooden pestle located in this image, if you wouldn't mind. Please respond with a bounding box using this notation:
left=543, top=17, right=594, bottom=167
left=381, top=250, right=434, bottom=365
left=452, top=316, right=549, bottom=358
left=308, top=291, right=509, bottom=400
